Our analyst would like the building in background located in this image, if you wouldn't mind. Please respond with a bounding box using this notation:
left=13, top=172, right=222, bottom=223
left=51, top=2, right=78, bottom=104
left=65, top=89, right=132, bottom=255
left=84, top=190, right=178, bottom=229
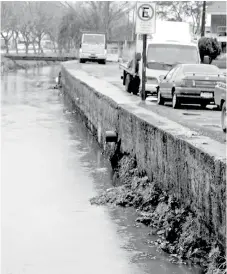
left=207, top=1, right=226, bottom=52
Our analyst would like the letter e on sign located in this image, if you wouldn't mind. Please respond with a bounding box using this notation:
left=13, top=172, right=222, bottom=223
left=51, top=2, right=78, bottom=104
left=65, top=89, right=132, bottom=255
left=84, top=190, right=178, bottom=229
left=136, top=2, right=156, bottom=34
left=142, top=7, right=149, bottom=18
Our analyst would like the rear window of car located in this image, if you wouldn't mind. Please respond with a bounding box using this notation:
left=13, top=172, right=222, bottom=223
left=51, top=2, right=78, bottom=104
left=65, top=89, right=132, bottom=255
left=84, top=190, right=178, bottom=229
left=183, top=65, right=220, bottom=74
left=82, top=34, right=105, bottom=44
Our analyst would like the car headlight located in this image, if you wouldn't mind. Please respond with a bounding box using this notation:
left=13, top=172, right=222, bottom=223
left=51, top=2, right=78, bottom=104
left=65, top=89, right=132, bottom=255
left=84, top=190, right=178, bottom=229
left=159, top=75, right=164, bottom=82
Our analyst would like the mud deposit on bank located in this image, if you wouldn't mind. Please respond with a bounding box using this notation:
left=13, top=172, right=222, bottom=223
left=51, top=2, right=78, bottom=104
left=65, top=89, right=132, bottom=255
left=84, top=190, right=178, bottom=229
left=90, top=154, right=226, bottom=274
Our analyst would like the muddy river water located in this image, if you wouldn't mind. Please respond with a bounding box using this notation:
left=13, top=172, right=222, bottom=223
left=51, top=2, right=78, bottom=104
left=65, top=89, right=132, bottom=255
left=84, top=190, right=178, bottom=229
left=1, top=66, right=202, bottom=274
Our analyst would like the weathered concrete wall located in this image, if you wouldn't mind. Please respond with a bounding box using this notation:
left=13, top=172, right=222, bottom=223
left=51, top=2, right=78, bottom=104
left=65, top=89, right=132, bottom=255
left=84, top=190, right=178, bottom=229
left=61, top=62, right=226, bottom=243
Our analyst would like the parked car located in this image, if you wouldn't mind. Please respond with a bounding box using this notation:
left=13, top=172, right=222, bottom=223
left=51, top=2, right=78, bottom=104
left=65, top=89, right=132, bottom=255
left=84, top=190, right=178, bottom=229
left=214, top=81, right=226, bottom=132
left=157, top=64, right=226, bottom=109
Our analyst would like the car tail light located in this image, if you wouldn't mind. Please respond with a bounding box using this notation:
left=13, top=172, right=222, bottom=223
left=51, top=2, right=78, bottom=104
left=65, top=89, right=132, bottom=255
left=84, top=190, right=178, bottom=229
left=181, top=79, right=196, bottom=87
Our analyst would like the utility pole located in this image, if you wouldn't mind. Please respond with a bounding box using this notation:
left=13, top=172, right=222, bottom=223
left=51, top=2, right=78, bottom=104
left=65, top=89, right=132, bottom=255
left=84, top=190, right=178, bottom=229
left=131, top=7, right=135, bottom=41
left=127, top=11, right=130, bottom=40
left=132, top=3, right=137, bottom=41
left=135, top=2, right=156, bottom=101
left=141, top=34, right=147, bottom=101
left=104, top=1, right=110, bottom=40
left=200, top=1, right=206, bottom=37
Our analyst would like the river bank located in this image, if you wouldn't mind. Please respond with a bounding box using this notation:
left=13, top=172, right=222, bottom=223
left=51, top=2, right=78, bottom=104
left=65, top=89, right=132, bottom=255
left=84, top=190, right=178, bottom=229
left=1, top=55, right=57, bottom=73
left=90, top=155, right=226, bottom=274
left=60, top=62, right=226, bottom=274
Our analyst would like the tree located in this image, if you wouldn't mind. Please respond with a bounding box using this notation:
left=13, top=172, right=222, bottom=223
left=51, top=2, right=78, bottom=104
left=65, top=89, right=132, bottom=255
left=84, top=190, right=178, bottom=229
left=156, top=1, right=188, bottom=22
left=46, top=17, right=61, bottom=53
left=28, top=2, right=46, bottom=54
left=156, top=1, right=214, bottom=35
left=14, top=2, right=34, bottom=54
left=198, top=37, right=221, bottom=63
left=62, top=1, right=133, bottom=40
left=156, top=1, right=202, bottom=34
left=1, top=1, right=64, bottom=54
left=9, top=2, right=21, bottom=54
left=28, top=2, right=63, bottom=54
left=58, top=9, right=85, bottom=52
left=85, top=1, right=132, bottom=40
left=45, top=3, right=65, bottom=53
left=184, top=2, right=204, bottom=34
left=1, top=2, right=15, bottom=53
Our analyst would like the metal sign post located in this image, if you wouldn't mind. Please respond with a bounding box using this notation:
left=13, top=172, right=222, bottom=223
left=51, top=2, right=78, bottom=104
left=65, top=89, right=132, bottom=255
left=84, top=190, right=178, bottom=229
left=141, top=34, right=147, bottom=101
left=135, top=2, right=156, bottom=101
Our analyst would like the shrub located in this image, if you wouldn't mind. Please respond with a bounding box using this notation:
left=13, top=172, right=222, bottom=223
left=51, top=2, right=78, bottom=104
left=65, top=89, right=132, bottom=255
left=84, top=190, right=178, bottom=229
left=198, top=37, right=221, bottom=63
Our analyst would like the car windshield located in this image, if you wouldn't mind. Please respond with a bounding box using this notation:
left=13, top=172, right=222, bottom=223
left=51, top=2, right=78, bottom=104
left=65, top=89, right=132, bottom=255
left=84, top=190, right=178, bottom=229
left=147, top=44, right=199, bottom=68
left=83, top=34, right=105, bottom=44
left=183, top=65, right=220, bottom=74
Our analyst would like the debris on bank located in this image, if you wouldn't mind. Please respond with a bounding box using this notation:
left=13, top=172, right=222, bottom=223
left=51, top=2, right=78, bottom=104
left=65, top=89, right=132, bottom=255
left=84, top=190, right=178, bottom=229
left=90, top=155, right=226, bottom=273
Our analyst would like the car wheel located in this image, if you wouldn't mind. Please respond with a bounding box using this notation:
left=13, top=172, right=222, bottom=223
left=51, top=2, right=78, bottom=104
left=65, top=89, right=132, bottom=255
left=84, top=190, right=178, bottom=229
left=98, top=60, right=106, bottom=65
left=132, top=77, right=140, bottom=95
left=132, top=87, right=139, bottom=95
left=221, top=102, right=226, bottom=133
left=157, top=89, right=164, bottom=105
left=125, top=74, right=132, bottom=93
left=216, top=104, right=221, bottom=111
left=172, top=92, right=180, bottom=109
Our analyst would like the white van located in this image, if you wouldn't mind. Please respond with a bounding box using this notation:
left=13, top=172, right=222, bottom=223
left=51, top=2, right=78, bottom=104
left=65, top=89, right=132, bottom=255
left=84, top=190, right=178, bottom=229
left=79, top=32, right=107, bottom=64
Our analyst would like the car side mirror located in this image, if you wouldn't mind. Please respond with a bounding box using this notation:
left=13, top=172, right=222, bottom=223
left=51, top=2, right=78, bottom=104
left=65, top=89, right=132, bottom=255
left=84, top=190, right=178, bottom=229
left=126, top=60, right=132, bottom=69
left=159, top=75, right=165, bottom=82
left=203, top=55, right=210, bottom=64
left=118, top=57, right=123, bottom=63
left=136, top=52, right=141, bottom=61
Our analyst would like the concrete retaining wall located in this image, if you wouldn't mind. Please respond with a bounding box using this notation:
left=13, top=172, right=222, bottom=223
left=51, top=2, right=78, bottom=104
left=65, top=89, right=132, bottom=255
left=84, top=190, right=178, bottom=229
left=61, top=62, right=226, bottom=243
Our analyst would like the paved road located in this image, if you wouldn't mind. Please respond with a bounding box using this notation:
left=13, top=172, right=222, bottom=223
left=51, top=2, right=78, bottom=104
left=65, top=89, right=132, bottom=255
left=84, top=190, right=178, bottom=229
left=65, top=61, right=226, bottom=144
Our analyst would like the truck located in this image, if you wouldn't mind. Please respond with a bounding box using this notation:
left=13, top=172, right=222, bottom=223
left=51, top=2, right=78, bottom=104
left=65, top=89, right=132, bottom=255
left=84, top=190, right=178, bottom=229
left=79, top=31, right=107, bottom=64
left=119, top=21, right=201, bottom=97
left=214, top=81, right=226, bottom=132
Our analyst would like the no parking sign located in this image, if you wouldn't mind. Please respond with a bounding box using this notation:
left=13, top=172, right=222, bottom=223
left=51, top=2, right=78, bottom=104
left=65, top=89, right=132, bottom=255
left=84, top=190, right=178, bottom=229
left=136, top=2, right=156, bottom=34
